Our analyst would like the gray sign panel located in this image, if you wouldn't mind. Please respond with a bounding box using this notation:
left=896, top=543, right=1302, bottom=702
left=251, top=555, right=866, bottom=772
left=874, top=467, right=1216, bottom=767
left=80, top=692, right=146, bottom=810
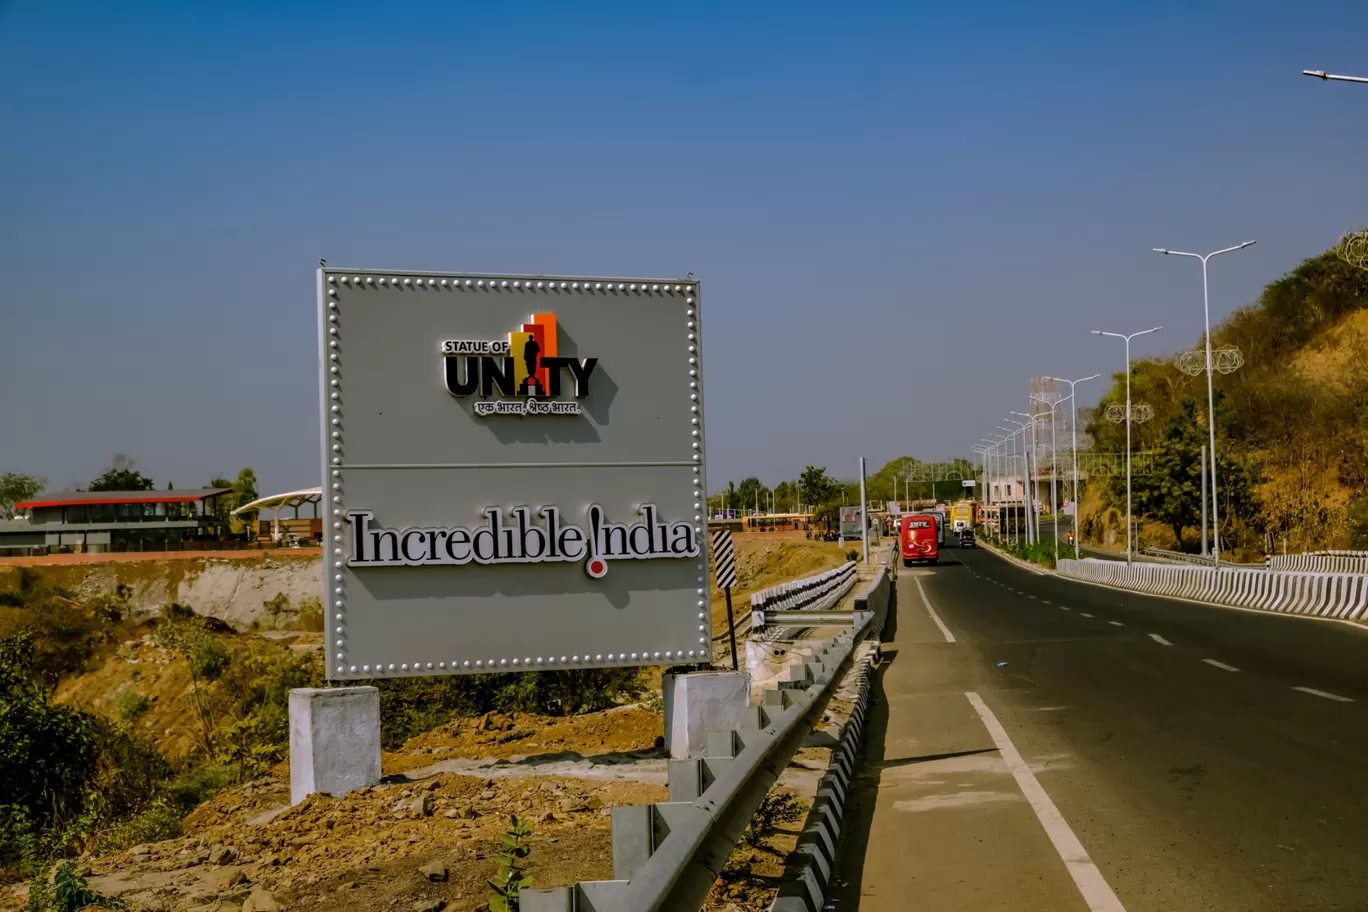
left=319, top=269, right=708, bottom=681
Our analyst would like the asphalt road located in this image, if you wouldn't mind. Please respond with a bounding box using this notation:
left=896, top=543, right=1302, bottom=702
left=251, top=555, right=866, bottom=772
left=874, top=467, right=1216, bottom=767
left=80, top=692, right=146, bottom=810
left=830, top=544, right=1368, bottom=911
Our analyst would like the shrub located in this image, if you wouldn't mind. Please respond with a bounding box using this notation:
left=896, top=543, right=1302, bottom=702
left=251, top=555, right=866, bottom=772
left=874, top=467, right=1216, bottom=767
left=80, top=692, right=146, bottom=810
left=97, top=799, right=180, bottom=852
left=487, top=815, right=533, bottom=911
left=114, top=690, right=149, bottom=722
left=189, top=638, right=230, bottom=681
left=0, top=635, right=100, bottom=864
left=165, top=762, right=232, bottom=814
left=846, top=549, right=860, bottom=562
left=25, top=861, right=127, bottom=912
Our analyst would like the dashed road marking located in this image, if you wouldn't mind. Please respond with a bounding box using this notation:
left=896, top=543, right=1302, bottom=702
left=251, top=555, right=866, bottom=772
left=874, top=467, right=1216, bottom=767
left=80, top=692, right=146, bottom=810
left=915, top=577, right=956, bottom=644
left=1202, top=659, right=1240, bottom=672
left=1292, top=686, right=1354, bottom=703
left=1042, top=600, right=1052, bottom=605
left=965, top=693, right=1128, bottom=912
left=1148, top=633, right=1173, bottom=646
left=1108, top=621, right=1124, bottom=627
left=1060, top=606, right=1070, bottom=611
left=1079, top=612, right=1094, bottom=618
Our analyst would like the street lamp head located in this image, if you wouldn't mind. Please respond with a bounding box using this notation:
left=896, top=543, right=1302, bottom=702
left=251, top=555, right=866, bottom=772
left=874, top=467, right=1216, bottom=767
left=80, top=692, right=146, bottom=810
left=1090, top=330, right=1103, bottom=335
left=1153, top=248, right=1170, bottom=255
left=1239, top=240, right=1256, bottom=249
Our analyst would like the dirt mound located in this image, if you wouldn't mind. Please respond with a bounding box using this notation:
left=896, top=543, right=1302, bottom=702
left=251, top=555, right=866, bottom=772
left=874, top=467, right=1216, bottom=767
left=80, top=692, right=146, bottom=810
left=394, top=706, right=663, bottom=771
left=73, top=771, right=665, bottom=912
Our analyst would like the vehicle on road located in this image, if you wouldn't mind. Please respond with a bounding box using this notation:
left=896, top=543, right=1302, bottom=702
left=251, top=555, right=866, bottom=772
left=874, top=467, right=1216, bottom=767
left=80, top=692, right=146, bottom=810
left=951, top=500, right=974, bottom=532
left=959, top=528, right=976, bottom=548
left=901, top=513, right=939, bottom=566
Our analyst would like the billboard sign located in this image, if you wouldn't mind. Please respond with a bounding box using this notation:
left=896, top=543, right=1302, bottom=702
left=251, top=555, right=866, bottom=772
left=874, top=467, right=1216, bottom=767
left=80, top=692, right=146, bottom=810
left=319, top=269, right=707, bottom=680
left=839, top=507, right=863, bottom=539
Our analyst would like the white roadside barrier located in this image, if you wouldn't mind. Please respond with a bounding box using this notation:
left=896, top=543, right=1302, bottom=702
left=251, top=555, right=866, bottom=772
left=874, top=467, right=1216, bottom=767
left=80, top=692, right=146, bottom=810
left=1268, top=550, right=1368, bottom=574
left=1057, top=558, right=1368, bottom=623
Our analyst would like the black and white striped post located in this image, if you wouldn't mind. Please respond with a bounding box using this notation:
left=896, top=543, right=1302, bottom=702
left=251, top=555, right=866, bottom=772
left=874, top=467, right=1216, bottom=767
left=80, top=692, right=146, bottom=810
left=712, top=528, right=739, bottom=670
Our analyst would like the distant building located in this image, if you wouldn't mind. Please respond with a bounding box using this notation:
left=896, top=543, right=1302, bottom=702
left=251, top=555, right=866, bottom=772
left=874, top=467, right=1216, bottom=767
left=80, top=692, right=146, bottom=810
left=0, top=488, right=233, bottom=554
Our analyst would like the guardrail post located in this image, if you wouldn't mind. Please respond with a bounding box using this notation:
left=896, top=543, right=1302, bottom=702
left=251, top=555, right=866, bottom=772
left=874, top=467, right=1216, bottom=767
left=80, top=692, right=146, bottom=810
left=521, top=887, right=575, bottom=912
left=612, top=805, right=653, bottom=880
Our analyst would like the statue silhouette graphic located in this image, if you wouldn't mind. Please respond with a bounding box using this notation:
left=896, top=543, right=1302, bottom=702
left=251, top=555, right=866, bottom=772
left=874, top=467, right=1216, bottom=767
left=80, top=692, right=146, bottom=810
left=520, top=335, right=542, bottom=395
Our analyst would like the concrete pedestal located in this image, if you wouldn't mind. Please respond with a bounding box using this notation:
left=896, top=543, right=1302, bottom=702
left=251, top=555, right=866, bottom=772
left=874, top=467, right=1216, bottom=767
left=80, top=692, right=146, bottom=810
left=289, top=686, right=382, bottom=805
left=662, top=671, right=750, bottom=759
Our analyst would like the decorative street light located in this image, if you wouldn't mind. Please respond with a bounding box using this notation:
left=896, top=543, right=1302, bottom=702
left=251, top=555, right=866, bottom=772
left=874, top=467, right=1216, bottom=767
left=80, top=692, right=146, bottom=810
left=1003, top=418, right=1032, bottom=544
left=1092, top=326, right=1163, bottom=563
left=1046, top=374, right=1101, bottom=560
left=1153, top=241, right=1254, bottom=564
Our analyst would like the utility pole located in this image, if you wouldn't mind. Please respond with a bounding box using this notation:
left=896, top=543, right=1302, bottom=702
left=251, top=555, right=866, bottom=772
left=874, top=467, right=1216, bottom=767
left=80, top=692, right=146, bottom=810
left=858, top=457, right=870, bottom=563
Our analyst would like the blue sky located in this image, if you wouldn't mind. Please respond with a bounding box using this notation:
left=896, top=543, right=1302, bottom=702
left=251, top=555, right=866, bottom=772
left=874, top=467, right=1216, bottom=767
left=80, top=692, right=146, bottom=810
left=2, top=0, right=1366, bottom=494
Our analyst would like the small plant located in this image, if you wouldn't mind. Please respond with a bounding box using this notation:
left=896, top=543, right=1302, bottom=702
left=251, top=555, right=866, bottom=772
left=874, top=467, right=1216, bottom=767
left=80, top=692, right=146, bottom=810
left=114, top=690, right=149, bottom=722
left=189, top=637, right=231, bottom=681
left=846, top=549, right=860, bottom=562
left=487, top=815, right=534, bottom=911
left=741, top=791, right=806, bottom=847
left=26, top=861, right=127, bottom=912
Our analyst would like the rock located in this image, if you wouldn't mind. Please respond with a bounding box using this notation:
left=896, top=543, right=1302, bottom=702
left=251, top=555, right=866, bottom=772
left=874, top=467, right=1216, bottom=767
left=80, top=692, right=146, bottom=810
left=585, top=796, right=604, bottom=810
left=456, top=805, right=480, bottom=819
left=479, top=789, right=496, bottom=801
left=421, top=779, right=441, bottom=792
left=220, top=870, right=250, bottom=888
left=209, top=844, right=238, bottom=865
left=242, top=890, right=283, bottom=912
left=558, top=797, right=590, bottom=813
left=417, top=859, right=448, bottom=882
left=539, top=811, right=555, bottom=823
left=408, top=794, right=435, bottom=817
left=443, top=809, right=460, bottom=819
left=413, top=901, right=446, bottom=912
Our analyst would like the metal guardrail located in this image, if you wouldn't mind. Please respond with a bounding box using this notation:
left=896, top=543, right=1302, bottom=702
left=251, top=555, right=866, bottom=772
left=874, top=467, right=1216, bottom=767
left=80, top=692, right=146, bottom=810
left=749, top=561, right=858, bottom=641
left=1142, top=547, right=1265, bottom=569
left=522, top=565, right=890, bottom=912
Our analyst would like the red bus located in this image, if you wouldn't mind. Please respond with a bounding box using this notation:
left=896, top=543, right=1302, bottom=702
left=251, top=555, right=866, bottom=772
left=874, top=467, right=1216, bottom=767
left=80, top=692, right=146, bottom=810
left=900, top=513, right=939, bottom=567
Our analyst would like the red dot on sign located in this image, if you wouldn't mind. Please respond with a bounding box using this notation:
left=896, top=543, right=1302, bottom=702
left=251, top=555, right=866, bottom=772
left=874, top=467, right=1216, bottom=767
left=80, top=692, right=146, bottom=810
left=589, top=560, right=605, bottom=575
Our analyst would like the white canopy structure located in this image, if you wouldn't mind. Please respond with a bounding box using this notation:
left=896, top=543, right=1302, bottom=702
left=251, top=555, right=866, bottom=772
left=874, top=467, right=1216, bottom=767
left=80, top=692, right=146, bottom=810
left=232, top=487, right=322, bottom=541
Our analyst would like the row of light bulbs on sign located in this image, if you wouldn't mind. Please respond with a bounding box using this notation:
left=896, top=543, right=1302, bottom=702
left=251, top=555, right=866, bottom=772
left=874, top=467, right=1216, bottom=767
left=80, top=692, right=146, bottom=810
left=327, top=274, right=694, bottom=293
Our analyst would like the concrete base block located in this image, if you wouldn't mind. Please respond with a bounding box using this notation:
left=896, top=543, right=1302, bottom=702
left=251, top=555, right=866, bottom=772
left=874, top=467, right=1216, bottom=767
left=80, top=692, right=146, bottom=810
left=662, top=671, right=750, bottom=759
left=289, top=686, right=381, bottom=805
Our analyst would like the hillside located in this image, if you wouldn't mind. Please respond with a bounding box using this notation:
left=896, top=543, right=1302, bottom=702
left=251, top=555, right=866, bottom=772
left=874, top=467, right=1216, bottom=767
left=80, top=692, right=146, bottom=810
left=1082, top=247, right=1368, bottom=557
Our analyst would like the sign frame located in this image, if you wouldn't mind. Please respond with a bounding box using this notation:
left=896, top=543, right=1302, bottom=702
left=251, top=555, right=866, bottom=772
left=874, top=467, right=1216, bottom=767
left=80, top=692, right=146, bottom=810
left=318, top=268, right=708, bottom=681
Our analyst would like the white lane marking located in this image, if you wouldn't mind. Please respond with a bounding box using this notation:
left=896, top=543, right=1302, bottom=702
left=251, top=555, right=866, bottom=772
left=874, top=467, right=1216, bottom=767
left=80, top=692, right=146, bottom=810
left=1060, top=606, right=1070, bottom=611
left=1042, top=600, right=1053, bottom=605
left=1202, top=659, right=1240, bottom=672
left=1148, top=633, right=1173, bottom=646
left=1292, top=686, right=1354, bottom=703
left=1079, top=612, right=1094, bottom=618
left=1108, top=620, right=1124, bottom=627
left=965, top=692, right=1128, bottom=912
left=1029, top=596, right=1039, bottom=601
left=915, top=576, right=956, bottom=644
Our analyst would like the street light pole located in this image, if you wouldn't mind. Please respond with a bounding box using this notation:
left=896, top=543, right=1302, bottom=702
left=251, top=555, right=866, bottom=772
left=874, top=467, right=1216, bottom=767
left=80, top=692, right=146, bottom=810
left=1047, top=374, right=1102, bottom=560
left=1030, top=394, right=1065, bottom=562
left=1003, top=419, right=1031, bottom=544
left=1303, top=70, right=1368, bottom=84
left=1011, top=411, right=1039, bottom=545
left=1154, top=241, right=1254, bottom=565
left=1092, top=327, right=1163, bottom=563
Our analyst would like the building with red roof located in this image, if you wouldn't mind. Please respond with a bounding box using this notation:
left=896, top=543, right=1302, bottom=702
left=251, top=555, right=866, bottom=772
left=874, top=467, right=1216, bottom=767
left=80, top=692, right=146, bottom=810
left=0, top=488, right=233, bottom=555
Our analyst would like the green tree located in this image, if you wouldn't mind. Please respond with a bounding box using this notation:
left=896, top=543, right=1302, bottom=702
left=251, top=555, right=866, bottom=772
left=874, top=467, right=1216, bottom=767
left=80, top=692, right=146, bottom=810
left=798, top=466, right=839, bottom=506
left=1125, top=400, right=1206, bottom=549
left=0, top=473, right=46, bottom=520
left=233, top=467, right=258, bottom=508
left=734, top=476, right=770, bottom=513
left=89, top=455, right=154, bottom=492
